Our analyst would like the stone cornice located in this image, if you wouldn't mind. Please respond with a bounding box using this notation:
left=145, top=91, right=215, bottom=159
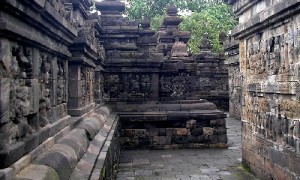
left=232, top=0, right=300, bottom=39
left=0, top=0, right=77, bottom=56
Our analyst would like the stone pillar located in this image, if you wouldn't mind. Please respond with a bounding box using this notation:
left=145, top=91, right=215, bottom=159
left=67, top=0, right=103, bottom=116
left=150, top=74, right=159, bottom=99
left=94, top=70, right=103, bottom=104
left=68, top=64, right=81, bottom=115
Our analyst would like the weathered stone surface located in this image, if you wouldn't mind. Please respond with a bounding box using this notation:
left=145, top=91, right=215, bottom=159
left=15, top=164, right=59, bottom=180
left=119, top=101, right=227, bottom=149
left=57, top=128, right=89, bottom=161
left=78, top=117, right=101, bottom=140
left=34, top=150, right=74, bottom=180
left=224, top=37, right=241, bottom=119
left=226, top=0, right=300, bottom=179
left=0, top=0, right=82, bottom=169
left=0, top=0, right=229, bottom=179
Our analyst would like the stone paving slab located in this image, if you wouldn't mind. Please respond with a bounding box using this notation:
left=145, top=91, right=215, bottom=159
left=117, top=115, right=259, bottom=180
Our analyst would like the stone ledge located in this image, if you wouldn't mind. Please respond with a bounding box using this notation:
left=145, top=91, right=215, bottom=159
left=68, top=103, right=95, bottom=117
left=0, top=0, right=77, bottom=52
left=0, top=105, right=99, bottom=179
left=232, top=1, right=300, bottom=38
left=0, top=115, right=72, bottom=169
left=69, top=113, right=119, bottom=180
left=115, top=100, right=219, bottom=112
left=119, top=110, right=226, bottom=122
left=8, top=109, right=119, bottom=180
left=15, top=164, right=59, bottom=180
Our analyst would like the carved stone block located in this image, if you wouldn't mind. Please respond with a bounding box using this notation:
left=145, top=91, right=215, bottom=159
left=0, top=78, right=10, bottom=124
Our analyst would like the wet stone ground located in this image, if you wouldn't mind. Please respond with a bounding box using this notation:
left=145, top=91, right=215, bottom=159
left=116, top=116, right=258, bottom=180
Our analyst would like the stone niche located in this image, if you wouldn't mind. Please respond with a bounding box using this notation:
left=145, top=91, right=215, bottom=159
left=226, top=0, right=300, bottom=179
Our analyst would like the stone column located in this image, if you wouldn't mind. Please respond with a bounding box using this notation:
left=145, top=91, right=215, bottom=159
left=68, top=64, right=81, bottom=115
left=94, top=70, right=103, bottom=104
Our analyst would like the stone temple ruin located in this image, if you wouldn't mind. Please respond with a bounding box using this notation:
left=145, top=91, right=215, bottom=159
left=1, top=0, right=300, bottom=179
left=0, top=0, right=229, bottom=179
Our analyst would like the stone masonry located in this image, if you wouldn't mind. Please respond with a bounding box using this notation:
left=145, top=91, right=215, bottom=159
left=96, top=1, right=229, bottom=149
left=225, top=35, right=242, bottom=119
left=0, top=0, right=229, bottom=179
left=118, top=100, right=227, bottom=149
left=0, top=0, right=118, bottom=179
left=226, top=0, right=300, bottom=179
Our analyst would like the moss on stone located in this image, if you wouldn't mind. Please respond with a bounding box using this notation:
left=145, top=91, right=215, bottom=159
left=46, top=167, right=60, bottom=180
left=100, top=166, right=106, bottom=178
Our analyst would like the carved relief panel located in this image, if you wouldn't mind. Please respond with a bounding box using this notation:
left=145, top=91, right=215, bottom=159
left=196, top=77, right=210, bottom=91
left=80, top=66, right=87, bottom=106
left=9, top=43, right=33, bottom=79
left=40, top=53, right=52, bottom=108
left=57, top=60, right=66, bottom=104
left=86, top=67, right=94, bottom=104
left=0, top=43, right=37, bottom=149
left=160, top=73, right=192, bottom=97
left=104, top=74, right=120, bottom=98
left=125, top=74, right=151, bottom=97
left=246, top=35, right=266, bottom=75
left=103, top=73, right=152, bottom=99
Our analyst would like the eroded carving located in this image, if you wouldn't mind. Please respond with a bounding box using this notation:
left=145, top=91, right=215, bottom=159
left=104, top=74, right=120, bottom=98
left=11, top=44, right=33, bottom=79
left=40, top=53, right=51, bottom=111
left=81, top=67, right=87, bottom=106
left=126, top=74, right=151, bottom=97
left=160, top=73, right=191, bottom=97
left=57, top=61, right=66, bottom=104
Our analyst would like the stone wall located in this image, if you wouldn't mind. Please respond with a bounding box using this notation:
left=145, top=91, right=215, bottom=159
left=226, top=0, right=300, bottom=179
left=0, top=0, right=77, bottom=168
left=0, top=0, right=121, bottom=179
left=224, top=36, right=242, bottom=119
left=194, top=38, right=229, bottom=111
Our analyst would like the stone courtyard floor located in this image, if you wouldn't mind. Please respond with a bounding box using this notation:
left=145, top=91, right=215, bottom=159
left=116, top=115, right=258, bottom=180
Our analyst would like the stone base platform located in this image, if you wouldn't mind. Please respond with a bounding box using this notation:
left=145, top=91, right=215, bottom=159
left=117, top=100, right=228, bottom=149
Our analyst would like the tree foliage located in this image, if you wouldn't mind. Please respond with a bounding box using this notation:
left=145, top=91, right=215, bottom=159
left=150, top=14, right=165, bottom=30
left=126, top=0, right=237, bottom=53
left=175, top=0, right=224, bottom=12
left=126, top=0, right=172, bottom=20
left=180, top=3, right=237, bottom=53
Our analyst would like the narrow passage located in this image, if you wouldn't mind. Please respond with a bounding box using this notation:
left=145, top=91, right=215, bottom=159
left=116, top=115, right=258, bottom=180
